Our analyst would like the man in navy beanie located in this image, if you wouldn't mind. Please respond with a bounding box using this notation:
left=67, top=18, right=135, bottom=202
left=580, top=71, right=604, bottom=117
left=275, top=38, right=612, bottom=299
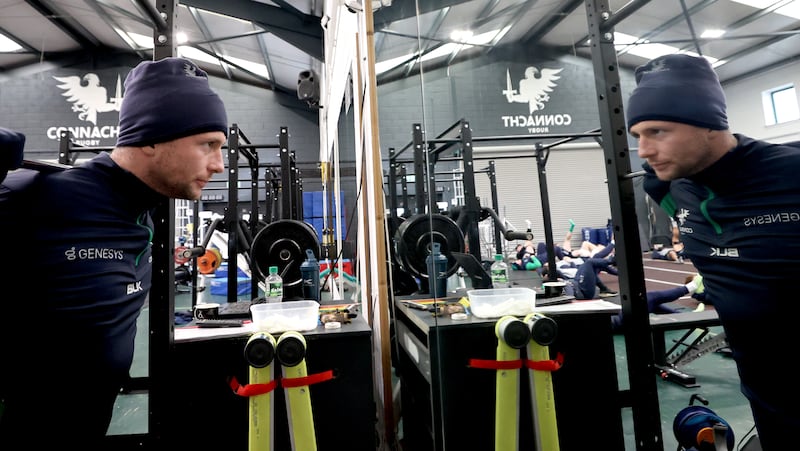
left=628, top=53, right=800, bottom=450
left=0, top=57, right=227, bottom=448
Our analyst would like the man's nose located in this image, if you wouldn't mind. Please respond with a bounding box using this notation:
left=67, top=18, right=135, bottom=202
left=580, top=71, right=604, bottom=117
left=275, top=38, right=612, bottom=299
left=210, top=149, right=225, bottom=173
left=636, top=137, right=652, bottom=158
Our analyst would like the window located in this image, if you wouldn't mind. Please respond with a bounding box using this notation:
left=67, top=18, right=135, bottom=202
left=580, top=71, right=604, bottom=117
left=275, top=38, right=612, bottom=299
left=762, top=84, right=800, bottom=126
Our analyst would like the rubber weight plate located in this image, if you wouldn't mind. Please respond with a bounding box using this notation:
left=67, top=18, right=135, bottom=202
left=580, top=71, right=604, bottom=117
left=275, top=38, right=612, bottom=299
left=395, top=213, right=464, bottom=279
left=251, top=219, right=320, bottom=287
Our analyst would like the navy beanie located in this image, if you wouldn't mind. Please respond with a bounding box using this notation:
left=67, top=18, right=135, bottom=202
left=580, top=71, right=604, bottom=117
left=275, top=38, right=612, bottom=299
left=626, top=54, right=728, bottom=131
left=116, top=57, right=228, bottom=147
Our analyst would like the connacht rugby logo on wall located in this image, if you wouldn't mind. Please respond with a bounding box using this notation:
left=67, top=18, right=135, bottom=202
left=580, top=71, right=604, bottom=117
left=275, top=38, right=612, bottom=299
left=54, top=73, right=123, bottom=124
left=501, top=66, right=572, bottom=134
left=502, top=66, right=562, bottom=113
left=47, top=72, right=124, bottom=146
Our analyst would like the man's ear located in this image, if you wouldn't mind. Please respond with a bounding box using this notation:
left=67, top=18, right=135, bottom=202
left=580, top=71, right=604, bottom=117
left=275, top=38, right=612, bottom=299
left=141, top=144, right=157, bottom=156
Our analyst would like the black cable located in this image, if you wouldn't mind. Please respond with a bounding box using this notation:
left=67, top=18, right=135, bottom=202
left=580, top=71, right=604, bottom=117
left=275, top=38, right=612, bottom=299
left=735, top=423, right=758, bottom=451
left=319, top=170, right=363, bottom=294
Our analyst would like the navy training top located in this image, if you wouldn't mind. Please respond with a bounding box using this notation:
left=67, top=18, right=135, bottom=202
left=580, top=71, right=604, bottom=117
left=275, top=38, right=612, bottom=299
left=643, top=134, right=800, bottom=414
left=1, top=152, right=162, bottom=378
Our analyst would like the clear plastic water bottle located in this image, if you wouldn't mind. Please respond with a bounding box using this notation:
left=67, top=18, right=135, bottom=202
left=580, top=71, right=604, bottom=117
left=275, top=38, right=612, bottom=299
left=491, top=254, right=510, bottom=288
left=265, top=266, right=283, bottom=303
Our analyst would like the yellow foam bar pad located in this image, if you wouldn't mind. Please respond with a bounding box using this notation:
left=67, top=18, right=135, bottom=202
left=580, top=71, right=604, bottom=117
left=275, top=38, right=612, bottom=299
left=249, top=362, right=275, bottom=451
left=281, top=332, right=317, bottom=451
left=495, top=317, right=521, bottom=451
left=525, top=313, right=560, bottom=451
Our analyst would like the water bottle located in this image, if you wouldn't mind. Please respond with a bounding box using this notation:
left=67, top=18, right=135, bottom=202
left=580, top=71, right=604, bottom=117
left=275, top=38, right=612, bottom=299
left=265, top=266, right=283, bottom=303
left=490, top=254, right=510, bottom=288
left=299, top=249, right=321, bottom=302
left=426, top=242, right=448, bottom=297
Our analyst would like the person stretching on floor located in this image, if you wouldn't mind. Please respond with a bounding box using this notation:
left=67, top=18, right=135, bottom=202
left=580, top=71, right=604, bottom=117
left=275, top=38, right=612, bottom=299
left=563, top=241, right=618, bottom=300
left=611, top=274, right=705, bottom=331
left=512, top=240, right=542, bottom=271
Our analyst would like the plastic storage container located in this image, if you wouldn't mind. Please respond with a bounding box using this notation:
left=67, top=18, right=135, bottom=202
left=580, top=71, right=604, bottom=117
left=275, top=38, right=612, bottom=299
left=467, top=287, right=536, bottom=319
left=250, top=300, right=320, bottom=333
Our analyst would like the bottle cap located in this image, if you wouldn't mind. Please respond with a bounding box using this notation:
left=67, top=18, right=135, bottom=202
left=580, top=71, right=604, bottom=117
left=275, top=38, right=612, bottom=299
left=269, top=266, right=278, bottom=275
left=494, top=254, right=502, bottom=261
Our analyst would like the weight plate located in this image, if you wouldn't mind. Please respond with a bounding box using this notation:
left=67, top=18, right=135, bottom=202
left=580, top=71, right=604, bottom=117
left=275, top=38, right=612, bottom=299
left=197, top=248, right=223, bottom=274
left=386, top=216, right=406, bottom=265
left=251, top=219, right=320, bottom=287
left=174, top=246, right=190, bottom=265
left=394, top=213, right=464, bottom=279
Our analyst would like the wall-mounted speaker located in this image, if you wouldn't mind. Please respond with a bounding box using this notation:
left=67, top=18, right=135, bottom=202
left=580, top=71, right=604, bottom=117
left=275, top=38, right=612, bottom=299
left=297, top=70, right=320, bottom=106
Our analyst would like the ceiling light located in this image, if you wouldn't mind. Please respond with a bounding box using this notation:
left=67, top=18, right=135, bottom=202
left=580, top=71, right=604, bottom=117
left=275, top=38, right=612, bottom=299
left=450, top=30, right=473, bottom=43
left=700, top=29, right=726, bottom=39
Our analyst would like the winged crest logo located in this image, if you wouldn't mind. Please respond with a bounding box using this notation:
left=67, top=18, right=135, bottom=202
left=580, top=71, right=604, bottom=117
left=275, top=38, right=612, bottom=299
left=53, top=73, right=123, bottom=125
left=676, top=208, right=690, bottom=226
left=503, top=66, right=563, bottom=113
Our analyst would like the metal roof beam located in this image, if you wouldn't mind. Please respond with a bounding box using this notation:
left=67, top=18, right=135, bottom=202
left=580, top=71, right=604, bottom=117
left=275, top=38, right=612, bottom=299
left=25, top=0, right=102, bottom=48
left=181, top=0, right=324, bottom=60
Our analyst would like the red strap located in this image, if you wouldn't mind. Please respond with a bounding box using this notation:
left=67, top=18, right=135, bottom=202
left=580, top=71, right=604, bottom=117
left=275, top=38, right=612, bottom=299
left=229, top=376, right=279, bottom=397
left=468, top=359, right=523, bottom=370
left=525, top=352, right=565, bottom=372
left=281, top=370, right=335, bottom=388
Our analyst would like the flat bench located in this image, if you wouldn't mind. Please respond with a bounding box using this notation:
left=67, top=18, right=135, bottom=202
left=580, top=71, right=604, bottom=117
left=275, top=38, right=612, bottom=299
left=649, top=309, right=724, bottom=387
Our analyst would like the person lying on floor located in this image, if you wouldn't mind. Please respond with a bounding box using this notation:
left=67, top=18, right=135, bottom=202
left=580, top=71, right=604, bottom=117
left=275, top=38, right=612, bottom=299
left=563, top=241, right=618, bottom=300
left=651, top=242, right=685, bottom=263
left=536, top=230, right=608, bottom=264
left=650, top=219, right=686, bottom=263
left=610, top=274, right=705, bottom=331
left=512, top=240, right=542, bottom=271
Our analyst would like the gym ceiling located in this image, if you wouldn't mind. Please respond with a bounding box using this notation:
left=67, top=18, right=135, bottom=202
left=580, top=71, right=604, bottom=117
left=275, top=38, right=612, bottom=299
left=0, top=0, right=798, bottom=101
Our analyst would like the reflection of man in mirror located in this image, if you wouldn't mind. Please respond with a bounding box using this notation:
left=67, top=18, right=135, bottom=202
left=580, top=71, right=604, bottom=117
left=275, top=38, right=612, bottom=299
left=503, top=66, right=563, bottom=113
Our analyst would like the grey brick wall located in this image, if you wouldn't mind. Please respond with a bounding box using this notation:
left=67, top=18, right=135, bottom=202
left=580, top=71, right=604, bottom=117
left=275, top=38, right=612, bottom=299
left=0, top=63, right=321, bottom=163
left=377, top=50, right=637, bottom=149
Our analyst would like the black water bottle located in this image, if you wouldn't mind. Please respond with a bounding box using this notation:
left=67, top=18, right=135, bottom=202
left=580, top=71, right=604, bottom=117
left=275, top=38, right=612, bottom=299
left=426, top=242, right=448, bottom=297
left=300, top=249, right=321, bottom=302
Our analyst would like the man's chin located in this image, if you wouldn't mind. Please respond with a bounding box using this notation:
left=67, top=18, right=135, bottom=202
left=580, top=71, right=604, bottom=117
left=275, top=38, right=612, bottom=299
left=654, top=168, right=675, bottom=181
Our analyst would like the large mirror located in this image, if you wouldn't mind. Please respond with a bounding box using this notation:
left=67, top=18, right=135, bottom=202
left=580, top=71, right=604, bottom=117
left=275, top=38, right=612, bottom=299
left=372, top=0, right=800, bottom=449
left=373, top=1, right=652, bottom=450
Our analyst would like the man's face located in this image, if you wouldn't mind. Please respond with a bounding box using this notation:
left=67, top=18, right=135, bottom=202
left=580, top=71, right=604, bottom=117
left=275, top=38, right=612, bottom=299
left=149, top=132, right=226, bottom=199
left=629, top=120, right=714, bottom=181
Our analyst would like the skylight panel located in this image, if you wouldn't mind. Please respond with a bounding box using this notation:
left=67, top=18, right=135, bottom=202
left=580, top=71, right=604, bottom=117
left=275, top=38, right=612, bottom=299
left=730, top=0, right=800, bottom=20
left=226, top=55, right=270, bottom=79
left=0, top=33, right=23, bottom=52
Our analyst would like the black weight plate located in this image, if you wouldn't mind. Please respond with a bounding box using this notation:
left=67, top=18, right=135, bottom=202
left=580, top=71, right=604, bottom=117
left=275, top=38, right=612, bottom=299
left=386, top=215, right=406, bottom=265
left=251, top=219, right=320, bottom=286
left=394, top=213, right=464, bottom=279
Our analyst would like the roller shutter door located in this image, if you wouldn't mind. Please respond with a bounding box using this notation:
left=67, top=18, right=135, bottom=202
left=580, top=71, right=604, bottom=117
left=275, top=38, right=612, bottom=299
left=470, top=142, right=612, bottom=256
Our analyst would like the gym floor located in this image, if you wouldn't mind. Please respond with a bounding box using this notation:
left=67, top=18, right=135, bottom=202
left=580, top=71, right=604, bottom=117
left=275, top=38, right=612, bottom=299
left=601, top=256, right=757, bottom=450
left=107, top=256, right=757, bottom=450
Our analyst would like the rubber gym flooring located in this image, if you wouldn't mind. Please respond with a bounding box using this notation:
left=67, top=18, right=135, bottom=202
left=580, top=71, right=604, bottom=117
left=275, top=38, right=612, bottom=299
left=107, top=254, right=757, bottom=450
left=607, top=255, right=757, bottom=451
